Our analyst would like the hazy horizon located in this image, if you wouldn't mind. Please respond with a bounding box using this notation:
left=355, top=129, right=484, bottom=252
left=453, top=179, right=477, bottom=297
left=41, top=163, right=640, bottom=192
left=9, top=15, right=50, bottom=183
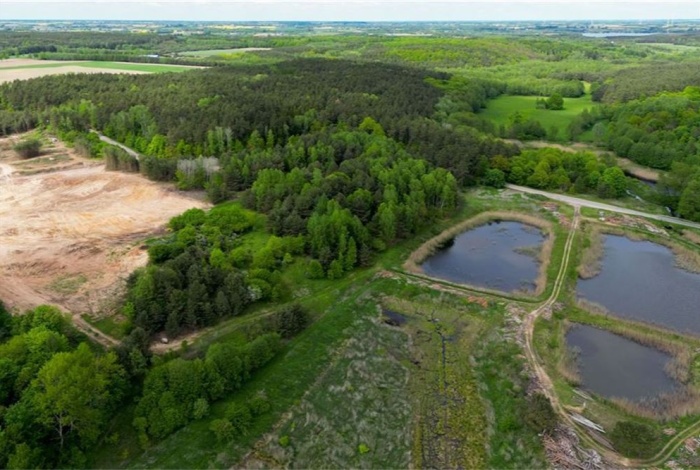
left=1, top=1, right=699, bottom=22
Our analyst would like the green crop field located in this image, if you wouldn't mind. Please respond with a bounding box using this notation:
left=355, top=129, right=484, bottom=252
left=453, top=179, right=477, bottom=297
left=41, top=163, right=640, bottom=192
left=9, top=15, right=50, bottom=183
left=479, top=94, right=597, bottom=135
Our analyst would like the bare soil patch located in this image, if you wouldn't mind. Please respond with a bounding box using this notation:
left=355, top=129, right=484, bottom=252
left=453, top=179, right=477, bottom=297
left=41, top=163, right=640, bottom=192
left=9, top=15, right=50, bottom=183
left=0, top=58, right=68, bottom=68
left=0, top=136, right=209, bottom=315
left=0, top=65, right=148, bottom=84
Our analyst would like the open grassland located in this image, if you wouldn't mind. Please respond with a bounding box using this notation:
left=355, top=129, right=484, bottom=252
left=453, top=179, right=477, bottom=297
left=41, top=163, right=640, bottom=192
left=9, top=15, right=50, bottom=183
left=240, top=302, right=415, bottom=469
left=480, top=94, right=596, bottom=135
left=90, top=272, right=546, bottom=469
left=0, top=58, right=198, bottom=83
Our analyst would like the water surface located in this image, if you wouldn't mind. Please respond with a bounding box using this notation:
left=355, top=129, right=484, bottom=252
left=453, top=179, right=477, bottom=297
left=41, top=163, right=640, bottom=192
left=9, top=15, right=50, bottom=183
left=566, top=324, right=677, bottom=401
left=421, top=221, right=545, bottom=292
left=578, top=235, right=700, bottom=335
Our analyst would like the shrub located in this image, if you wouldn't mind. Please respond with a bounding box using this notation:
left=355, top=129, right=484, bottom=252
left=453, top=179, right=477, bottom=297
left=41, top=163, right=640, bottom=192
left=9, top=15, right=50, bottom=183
left=193, top=398, right=209, bottom=420
left=249, top=392, right=271, bottom=416
left=226, top=403, right=252, bottom=433
left=610, top=421, right=660, bottom=458
left=524, top=393, right=557, bottom=435
left=13, top=138, right=42, bottom=159
left=209, top=419, right=234, bottom=443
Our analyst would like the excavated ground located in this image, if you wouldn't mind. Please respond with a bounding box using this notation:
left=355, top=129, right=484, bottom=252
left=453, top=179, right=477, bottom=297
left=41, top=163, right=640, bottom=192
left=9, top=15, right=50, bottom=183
left=0, top=134, right=209, bottom=315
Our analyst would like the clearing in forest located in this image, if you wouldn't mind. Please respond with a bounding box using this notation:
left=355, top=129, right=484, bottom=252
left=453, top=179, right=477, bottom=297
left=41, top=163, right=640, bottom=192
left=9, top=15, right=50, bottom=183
left=0, top=133, right=209, bottom=315
left=480, top=94, right=596, bottom=136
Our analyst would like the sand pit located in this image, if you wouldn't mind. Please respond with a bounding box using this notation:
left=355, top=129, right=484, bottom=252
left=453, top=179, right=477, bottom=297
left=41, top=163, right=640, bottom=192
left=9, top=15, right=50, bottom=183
left=0, top=137, right=209, bottom=315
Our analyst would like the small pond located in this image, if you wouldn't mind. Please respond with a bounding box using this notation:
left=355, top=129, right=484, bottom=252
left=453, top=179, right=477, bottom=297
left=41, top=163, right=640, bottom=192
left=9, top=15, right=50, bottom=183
left=577, top=235, right=700, bottom=335
left=421, top=221, right=545, bottom=293
left=566, top=324, right=677, bottom=401
left=382, top=309, right=407, bottom=326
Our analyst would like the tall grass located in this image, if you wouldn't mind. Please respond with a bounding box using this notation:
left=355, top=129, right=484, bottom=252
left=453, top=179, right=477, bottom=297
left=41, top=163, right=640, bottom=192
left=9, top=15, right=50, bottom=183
left=563, top=306, right=700, bottom=420
left=557, top=321, right=582, bottom=385
left=577, top=222, right=700, bottom=279
left=683, top=229, right=700, bottom=246
left=611, top=388, right=700, bottom=421
left=577, top=224, right=603, bottom=279
left=404, top=211, right=554, bottom=295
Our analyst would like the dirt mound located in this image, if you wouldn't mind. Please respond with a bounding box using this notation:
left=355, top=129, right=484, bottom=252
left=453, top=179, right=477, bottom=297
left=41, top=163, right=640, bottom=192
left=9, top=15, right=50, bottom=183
left=0, top=145, right=209, bottom=314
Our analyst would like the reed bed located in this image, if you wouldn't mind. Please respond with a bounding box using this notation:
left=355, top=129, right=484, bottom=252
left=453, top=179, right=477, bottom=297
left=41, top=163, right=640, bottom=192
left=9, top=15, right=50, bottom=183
left=577, top=223, right=700, bottom=279
left=683, top=229, right=700, bottom=246
left=611, top=388, right=700, bottom=421
left=575, top=300, right=695, bottom=384
left=577, top=224, right=603, bottom=280
left=404, top=211, right=554, bottom=296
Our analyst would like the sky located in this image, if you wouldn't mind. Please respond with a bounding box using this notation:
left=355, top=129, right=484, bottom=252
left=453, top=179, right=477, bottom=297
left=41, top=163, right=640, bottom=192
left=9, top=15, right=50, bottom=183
left=0, top=1, right=699, bottom=22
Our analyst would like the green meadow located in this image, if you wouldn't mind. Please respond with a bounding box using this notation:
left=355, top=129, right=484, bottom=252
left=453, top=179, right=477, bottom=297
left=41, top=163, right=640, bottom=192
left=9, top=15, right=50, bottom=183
left=479, top=94, right=597, bottom=136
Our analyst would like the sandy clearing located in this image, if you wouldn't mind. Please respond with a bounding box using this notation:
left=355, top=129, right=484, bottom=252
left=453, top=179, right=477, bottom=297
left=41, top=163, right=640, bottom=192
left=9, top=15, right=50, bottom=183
left=0, top=138, right=209, bottom=314
left=0, top=66, right=148, bottom=84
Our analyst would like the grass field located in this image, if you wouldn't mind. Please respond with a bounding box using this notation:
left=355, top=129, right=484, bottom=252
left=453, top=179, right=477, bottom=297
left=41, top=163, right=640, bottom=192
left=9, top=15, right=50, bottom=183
left=179, top=48, right=271, bottom=57
left=479, top=94, right=596, bottom=136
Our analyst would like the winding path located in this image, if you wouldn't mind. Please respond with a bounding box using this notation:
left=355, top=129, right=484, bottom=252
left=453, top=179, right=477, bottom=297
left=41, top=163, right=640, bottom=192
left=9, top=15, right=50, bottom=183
left=91, top=130, right=141, bottom=160
left=512, top=191, right=700, bottom=467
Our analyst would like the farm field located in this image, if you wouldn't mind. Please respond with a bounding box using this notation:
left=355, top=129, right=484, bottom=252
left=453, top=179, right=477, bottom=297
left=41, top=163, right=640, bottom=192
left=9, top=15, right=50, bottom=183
left=479, top=94, right=597, bottom=137
left=0, top=58, right=198, bottom=83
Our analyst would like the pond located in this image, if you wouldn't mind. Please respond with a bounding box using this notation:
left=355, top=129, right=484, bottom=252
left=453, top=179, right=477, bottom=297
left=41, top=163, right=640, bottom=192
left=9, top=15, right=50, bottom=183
left=566, top=324, right=677, bottom=401
left=382, top=309, right=407, bottom=326
left=578, top=235, right=700, bottom=335
left=421, top=221, right=545, bottom=293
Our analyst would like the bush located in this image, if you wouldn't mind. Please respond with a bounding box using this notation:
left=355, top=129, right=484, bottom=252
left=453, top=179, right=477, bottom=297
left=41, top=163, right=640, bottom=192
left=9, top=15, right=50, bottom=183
left=193, top=398, right=209, bottom=420
left=524, top=393, right=557, bottom=435
left=249, top=393, right=271, bottom=416
left=226, top=403, right=252, bottom=433
left=209, top=419, right=234, bottom=443
left=13, top=138, right=42, bottom=158
left=610, top=421, right=660, bottom=458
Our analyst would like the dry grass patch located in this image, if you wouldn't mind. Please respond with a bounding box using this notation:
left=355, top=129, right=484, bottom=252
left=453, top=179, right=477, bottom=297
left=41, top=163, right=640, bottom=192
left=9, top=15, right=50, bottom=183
left=404, top=211, right=554, bottom=296
left=683, top=230, right=700, bottom=246
left=611, top=389, right=700, bottom=421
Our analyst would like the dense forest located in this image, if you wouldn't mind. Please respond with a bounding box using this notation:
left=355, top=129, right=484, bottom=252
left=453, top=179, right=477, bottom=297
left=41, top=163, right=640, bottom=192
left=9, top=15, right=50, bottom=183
left=0, top=299, right=309, bottom=468
left=575, top=86, right=700, bottom=219
left=0, top=304, right=125, bottom=468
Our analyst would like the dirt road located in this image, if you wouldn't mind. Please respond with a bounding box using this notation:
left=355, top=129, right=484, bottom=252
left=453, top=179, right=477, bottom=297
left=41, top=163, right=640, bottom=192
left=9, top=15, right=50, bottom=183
left=94, top=131, right=141, bottom=160
left=506, top=184, right=700, bottom=230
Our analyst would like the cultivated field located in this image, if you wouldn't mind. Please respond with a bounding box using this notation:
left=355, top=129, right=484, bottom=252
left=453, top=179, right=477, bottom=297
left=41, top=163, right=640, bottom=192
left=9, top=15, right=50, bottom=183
left=0, top=133, right=209, bottom=315
left=0, top=58, right=198, bottom=83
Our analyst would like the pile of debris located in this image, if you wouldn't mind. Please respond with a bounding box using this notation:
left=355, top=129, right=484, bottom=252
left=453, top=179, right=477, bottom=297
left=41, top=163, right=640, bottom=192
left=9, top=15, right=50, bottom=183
left=544, top=425, right=606, bottom=470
